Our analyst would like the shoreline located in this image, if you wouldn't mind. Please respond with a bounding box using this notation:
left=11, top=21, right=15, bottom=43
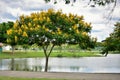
left=0, top=71, right=120, bottom=80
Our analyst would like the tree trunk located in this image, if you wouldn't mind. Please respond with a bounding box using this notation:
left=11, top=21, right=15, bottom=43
left=45, top=56, right=49, bottom=72
left=42, top=44, right=55, bottom=72
left=105, top=51, right=108, bottom=57
left=12, top=46, right=15, bottom=54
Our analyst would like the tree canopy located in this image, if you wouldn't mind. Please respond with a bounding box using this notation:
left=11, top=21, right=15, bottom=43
left=7, top=9, right=95, bottom=48
left=102, top=22, right=120, bottom=52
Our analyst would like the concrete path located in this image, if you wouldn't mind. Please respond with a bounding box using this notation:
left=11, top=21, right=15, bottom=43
left=0, top=71, right=120, bottom=80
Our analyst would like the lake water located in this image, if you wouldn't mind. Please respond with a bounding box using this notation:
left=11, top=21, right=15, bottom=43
left=0, top=54, right=120, bottom=73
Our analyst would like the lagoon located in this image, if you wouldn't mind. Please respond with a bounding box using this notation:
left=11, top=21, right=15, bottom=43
left=0, top=54, right=120, bottom=73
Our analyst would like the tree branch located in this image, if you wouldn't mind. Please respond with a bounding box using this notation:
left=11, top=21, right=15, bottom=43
left=42, top=44, right=52, bottom=57
left=108, top=0, right=117, bottom=20
left=42, top=45, right=47, bottom=57
left=48, top=44, right=55, bottom=57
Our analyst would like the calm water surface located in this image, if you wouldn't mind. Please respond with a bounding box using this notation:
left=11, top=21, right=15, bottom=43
left=0, top=54, right=120, bottom=73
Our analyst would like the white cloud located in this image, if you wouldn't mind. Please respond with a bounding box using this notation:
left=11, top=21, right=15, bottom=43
left=0, top=0, right=119, bottom=42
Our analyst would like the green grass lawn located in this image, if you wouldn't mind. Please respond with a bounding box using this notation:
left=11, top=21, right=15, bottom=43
left=0, top=50, right=101, bottom=59
left=0, top=76, right=67, bottom=80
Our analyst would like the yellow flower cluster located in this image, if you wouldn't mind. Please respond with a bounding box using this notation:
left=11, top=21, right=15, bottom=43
left=72, top=25, right=77, bottom=30
left=30, top=11, right=51, bottom=24
left=15, top=36, right=18, bottom=42
left=51, top=31, right=55, bottom=34
left=18, top=29, right=22, bottom=35
left=21, top=25, right=28, bottom=31
left=72, top=25, right=80, bottom=34
left=30, top=28, right=33, bottom=31
left=35, top=26, right=40, bottom=31
left=42, top=25, right=45, bottom=29
left=28, top=23, right=32, bottom=27
left=85, top=22, right=89, bottom=26
left=20, top=15, right=25, bottom=22
left=22, top=31, right=28, bottom=37
left=76, top=29, right=79, bottom=34
left=46, top=17, right=50, bottom=22
left=33, top=18, right=38, bottom=22
left=48, top=8, right=54, bottom=14
left=82, top=32, right=87, bottom=36
left=45, top=28, right=49, bottom=32
left=7, top=29, right=12, bottom=35
left=13, top=22, right=18, bottom=29
left=69, top=13, right=74, bottom=20
left=57, top=28, right=62, bottom=34
left=41, top=25, right=50, bottom=32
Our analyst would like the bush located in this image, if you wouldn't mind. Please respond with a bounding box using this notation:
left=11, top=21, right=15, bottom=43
left=56, top=54, right=63, bottom=57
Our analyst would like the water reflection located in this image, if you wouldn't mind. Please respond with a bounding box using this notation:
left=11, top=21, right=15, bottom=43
left=0, top=54, right=120, bottom=73
left=9, top=58, right=43, bottom=71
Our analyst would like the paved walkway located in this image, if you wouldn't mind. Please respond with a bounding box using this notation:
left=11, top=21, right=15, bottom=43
left=0, top=71, right=120, bottom=80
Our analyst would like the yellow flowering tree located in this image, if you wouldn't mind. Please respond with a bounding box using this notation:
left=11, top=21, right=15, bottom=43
left=8, top=9, right=96, bottom=72
left=6, top=20, right=29, bottom=54
left=7, top=28, right=18, bottom=54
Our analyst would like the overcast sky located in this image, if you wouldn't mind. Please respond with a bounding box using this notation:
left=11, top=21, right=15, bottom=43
left=0, top=0, right=120, bottom=42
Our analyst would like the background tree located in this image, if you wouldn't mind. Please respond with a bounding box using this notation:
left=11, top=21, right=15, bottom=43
left=109, top=22, right=120, bottom=51
left=45, top=0, right=117, bottom=5
left=0, top=21, right=14, bottom=53
left=44, top=0, right=119, bottom=21
left=0, top=21, right=14, bottom=43
left=7, top=9, right=96, bottom=72
left=102, top=22, right=120, bottom=55
left=6, top=21, right=22, bottom=54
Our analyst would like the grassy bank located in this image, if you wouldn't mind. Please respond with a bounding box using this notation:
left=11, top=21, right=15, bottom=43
left=0, top=50, right=101, bottom=59
left=0, top=76, right=67, bottom=80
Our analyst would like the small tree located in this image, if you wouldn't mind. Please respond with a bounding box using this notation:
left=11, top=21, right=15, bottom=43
left=0, top=21, right=14, bottom=53
left=8, top=9, right=95, bottom=72
left=102, top=22, right=120, bottom=56
left=7, top=28, right=17, bottom=54
left=0, top=21, right=14, bottom=43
